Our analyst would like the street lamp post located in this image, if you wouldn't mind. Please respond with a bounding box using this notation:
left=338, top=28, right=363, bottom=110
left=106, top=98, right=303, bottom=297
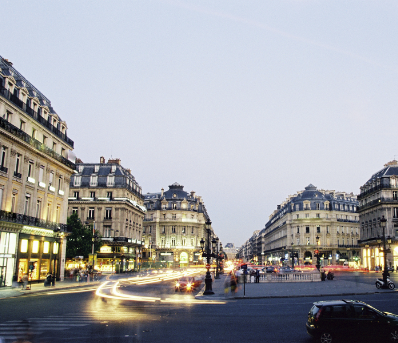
left=291, top=242, right=294, bottom=269
left=215, top=237, right=220, bottom=279
left=380, top=215, right=389, bottom=288
left=315, top=235, right=321, bottom=270
left=200, top=219, right=216, bottom=295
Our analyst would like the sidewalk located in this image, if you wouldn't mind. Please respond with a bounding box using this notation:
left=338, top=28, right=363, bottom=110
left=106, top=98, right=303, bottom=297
left=196, top=274, right=397, bottom=300
left=0, top=275, right=113, bottom=300
left=2, top=273, right=396, bottom=301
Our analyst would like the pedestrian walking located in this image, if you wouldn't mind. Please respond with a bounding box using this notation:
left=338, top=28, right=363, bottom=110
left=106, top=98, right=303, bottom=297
left=22, top=273, right=28, bottom=290
left=255, top=269, right=260, bottom=283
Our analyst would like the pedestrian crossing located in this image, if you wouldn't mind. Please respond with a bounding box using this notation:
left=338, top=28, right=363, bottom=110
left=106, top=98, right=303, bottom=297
left=0, top=314, right=98, bottom=343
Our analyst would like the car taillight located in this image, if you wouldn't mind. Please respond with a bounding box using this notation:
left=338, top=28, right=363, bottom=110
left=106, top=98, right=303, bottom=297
left=314, top=308, right=323, bottom=322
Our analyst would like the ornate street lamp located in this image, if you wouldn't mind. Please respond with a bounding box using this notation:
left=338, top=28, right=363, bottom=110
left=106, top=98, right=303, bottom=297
left=201, top=219, right=215, bottom=295
left=315, top=235, right=321, bottom=270
left=214, top=237, right=220, bottom=279
left=380, top=215, right=389, bottom=288
left=291, top=242, right=294, bottom=269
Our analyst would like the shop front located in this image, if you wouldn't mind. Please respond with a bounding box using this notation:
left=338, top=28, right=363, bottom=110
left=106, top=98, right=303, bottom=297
left=16, top=227, right=63, bottom=283
left=95, top=240, right=142, bottom=273
left=0, top=231, right=17, bottom=287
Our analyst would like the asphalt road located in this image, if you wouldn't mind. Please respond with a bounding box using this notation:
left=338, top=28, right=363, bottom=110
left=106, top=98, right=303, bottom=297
left=0, top=274, right=397, bottom=343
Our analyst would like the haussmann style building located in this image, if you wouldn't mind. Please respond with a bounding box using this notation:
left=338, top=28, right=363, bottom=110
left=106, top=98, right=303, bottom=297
left=0, top=56, right=75, bottom=286
left=143, top=182, right=214, bottom=268
left=260, top=184, right=360, bottom=267
left=68, top=157, right=146, bottom=273
left=358, top=160, right=398, bottom=271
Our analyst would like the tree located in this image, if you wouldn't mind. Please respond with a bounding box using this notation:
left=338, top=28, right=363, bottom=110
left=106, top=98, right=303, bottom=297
left=66, top=213, right=103, bottom=259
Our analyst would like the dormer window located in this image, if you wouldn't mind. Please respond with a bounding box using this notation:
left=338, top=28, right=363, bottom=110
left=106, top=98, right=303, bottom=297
left=94, top=165, right=99, bottom=173
left=111, top=165, right=116, bottom=173
left=74, top=176, right=81, bottom=187
left=90, top=175, right=98, bottom=186
left=107, top=175, right=115, bottom=186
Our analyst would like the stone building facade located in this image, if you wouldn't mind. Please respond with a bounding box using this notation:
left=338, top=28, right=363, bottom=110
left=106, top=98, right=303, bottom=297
left=0, top=56, right=75, bottom=286
left=143, top=183, right=213, bottom=268
left=260, top=184, right=360, bottom=266
left=358, top=160, right=398, bottom=271
left=68, top=157, right=146, bottom=272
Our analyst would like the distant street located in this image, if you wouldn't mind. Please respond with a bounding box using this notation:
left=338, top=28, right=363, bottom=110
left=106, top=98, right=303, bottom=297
left=0, top=272, right=397, bottom=343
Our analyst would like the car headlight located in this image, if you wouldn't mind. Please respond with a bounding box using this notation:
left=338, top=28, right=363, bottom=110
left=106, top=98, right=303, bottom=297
left=187, top=283, right=192, bottom=288
left=176, top=282, right=180, bottom=287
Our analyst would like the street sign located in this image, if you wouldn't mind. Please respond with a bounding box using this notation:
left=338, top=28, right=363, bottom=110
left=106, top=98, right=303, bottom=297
left=314, top=249, right=319, bottom=255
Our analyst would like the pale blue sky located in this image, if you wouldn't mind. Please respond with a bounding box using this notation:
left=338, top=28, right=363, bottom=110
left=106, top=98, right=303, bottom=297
left=2, top=0, right=398, bottom=246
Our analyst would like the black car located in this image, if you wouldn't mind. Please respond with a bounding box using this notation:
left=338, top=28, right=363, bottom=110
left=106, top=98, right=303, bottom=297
left=306, top=300, right=398, bottom=343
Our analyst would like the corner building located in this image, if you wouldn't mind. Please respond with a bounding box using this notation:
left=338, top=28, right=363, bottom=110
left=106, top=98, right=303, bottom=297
left=68, top=157, right=146, bottom=272
left=261, top=184, right=360, bottom=266
left=143, top=183, right=213, bottom=268
left=358, top=160, right=398, bottom=271
left=0, top=56, right=75, bottom=286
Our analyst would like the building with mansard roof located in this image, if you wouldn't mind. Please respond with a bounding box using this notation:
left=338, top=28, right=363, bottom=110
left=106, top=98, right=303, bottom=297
left=143, top=182, right=214, bottom=268
left=0, top=56, right=75, bottom=286
left=245, top=185, right=360, bottom=267
left=358, top=160, right=398, bottom=271
left=68, top=157, right=145, bottom=272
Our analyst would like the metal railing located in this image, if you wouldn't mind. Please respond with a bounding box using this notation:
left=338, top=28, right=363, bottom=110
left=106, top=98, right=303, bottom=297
left=358, top=197, right=398, bottom=211
left=0, top=116, right=75, bottom=170
left=0, top=210, right=68, bottom=231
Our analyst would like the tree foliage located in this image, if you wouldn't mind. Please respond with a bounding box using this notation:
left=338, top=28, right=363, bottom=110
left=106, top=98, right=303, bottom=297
left=66, top=213, right=103, bottom=259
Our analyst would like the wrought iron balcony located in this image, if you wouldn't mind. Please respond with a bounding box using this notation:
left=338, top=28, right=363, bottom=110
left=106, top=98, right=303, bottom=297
left=0, top=85, right=74, bottom=148
left=0, top=210, right=68, bottom=231
left=358, top=197, right=398, bottom=211
left=0, top=166, right=7, bottom=173
left=0, top=116, right=75, bottom=170
left=13, top=171, right=22, bottom=178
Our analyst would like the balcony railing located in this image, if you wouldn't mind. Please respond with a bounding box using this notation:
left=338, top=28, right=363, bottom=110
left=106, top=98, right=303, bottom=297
left=336, top=218, right=359, bottom=223
left=337, top=244, right=359, bottom=248
left=0, top=210, right=67, bottom=231
left=0, top=116, right=75, bottom=170
left=13, top=171, right=21, bottom=178
left=358, top=197, right=398, bottom=211
left=0, top=166, right=7, bottom=173
left=0, top=85, right=74, bottom=148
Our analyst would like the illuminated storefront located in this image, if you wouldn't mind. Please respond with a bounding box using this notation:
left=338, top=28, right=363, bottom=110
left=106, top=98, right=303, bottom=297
left=0, top=231, right=17, bottom=287
left=16, top=226, right=64, bottom=283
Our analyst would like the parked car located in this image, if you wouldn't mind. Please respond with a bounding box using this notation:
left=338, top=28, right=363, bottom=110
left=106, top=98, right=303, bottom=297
left=175, top=276, right=203, bottom=292
left=306, top=299, right=398, bottom=342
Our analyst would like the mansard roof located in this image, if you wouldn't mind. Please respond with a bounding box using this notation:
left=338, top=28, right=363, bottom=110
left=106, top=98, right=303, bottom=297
left=365, top=160, right=398, bottom=184
left=0, top=56, right=59, bottom=119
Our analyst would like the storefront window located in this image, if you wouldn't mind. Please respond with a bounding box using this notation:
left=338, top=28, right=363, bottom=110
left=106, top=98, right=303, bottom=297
left=53, top=242, right=59, bottom=254
left=43, top=241, right=49, bottom=254
left=32, top=240, right=39, bottom=253
left=40, top=260, right=49, bottom=279
left=20, top=239, right=28, bottom=253
left=18, top=259, right=28, bottom=282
